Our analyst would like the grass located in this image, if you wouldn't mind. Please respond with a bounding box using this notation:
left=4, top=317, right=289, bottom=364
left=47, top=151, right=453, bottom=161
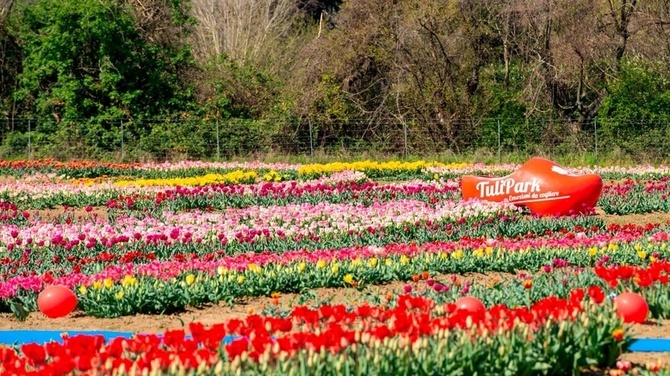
left=2, top=145, right=664, bottom=167
left=217, top=148, right=653, bottom=168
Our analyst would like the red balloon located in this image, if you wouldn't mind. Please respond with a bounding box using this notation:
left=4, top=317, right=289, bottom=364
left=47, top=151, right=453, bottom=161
left=615, top=292, right=649, bottom=324
left=454, top=296, right=486, bottom=315
left=461, top=157, right=603, bottom=216
left=37, top=285, right=78, bottom=318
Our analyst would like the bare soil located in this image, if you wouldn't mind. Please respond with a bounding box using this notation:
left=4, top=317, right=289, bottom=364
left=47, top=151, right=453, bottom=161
left=0, top=272, right=666, bottom=337
left=597, top=209, right=670, bottom=226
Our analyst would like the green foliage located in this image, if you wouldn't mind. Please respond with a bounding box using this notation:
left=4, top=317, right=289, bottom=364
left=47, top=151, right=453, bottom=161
left=196, top=54, right=282, bottom=119
left=598, top=59, right=670, bottom=157
left=476, top=64, right=535, bottom=151
left=0, top=131, right=30, bottom=156
left=0, top=1, right=670, bottom=160
left=10, top=0, right=194, bottom=152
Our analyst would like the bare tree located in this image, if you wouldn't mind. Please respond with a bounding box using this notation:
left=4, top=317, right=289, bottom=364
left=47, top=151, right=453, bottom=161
left=511, top=0, right=639, bottom=127
left=190, top=0, right=298, bottom=63
left=636, top=0, right=670, bottom=66
left=125, top=0, right=191, bottom=48
left=0, top=0, right=13, bottom=27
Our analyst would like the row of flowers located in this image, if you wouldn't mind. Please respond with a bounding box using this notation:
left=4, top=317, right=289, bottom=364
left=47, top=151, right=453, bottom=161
left=3, top=232, right=670, bottom=316
left=107, top=178, right=670, bottom=216
left=0, top=172, right=463, bottom=210
left=600, top=178, right=670, bottom=214
left=1, top=173, right=668, bottom=218
left=0, top=215, right=610, bottom=278
left=62, top=252, right=668, bottom=314
left=1, top=289, right=637, bottom=375
left=112, top=171, right=260, bottom=187
left=0, top=198, right=523, bottom=251
left=64, top=256, right=670, bottom=318
left=0, top=159, right=466, bottom=180
left=4, top=158, right=670, bottom=181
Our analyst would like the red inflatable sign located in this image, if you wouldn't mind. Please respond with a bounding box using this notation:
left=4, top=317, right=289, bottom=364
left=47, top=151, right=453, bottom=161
left=461, top=157, right=602, bottom=216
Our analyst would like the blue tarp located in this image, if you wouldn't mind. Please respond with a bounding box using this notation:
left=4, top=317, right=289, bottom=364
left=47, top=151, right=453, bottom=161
left=0, top=330, right=240, bottom=346
left=0, top=330, right=667, bottom=352
left=628, top=338, right=670, bottom=352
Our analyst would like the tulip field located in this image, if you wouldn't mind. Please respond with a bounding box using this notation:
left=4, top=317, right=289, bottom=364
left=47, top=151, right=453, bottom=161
left=1, top=159, right=670, bottom=375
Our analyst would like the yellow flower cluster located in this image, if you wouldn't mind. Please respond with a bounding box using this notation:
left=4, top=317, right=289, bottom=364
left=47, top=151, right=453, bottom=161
left=113, top=170, right=258, bottom=187
left=72, top=176, right=114, bottom=186
left=297, top=160, right=469, bottom=176
left=262, top=170, right=282, bottom=182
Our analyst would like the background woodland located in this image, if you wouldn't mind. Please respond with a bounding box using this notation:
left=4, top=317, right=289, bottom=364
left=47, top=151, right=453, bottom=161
left=0, top=0, right=668, bottom=161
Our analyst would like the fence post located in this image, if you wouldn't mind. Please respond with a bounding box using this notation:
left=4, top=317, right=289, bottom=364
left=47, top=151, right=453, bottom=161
left=403, top=121, right=409, bottom=159
left=497, top=119, right=501, bottom=164
left=120, top=119, right=124, bottom=161
left=28, top=119, right=31, bottom=161
left=216, top=118, right=220, bottom=161
left=309, top=119, right=314, bottom=158
left=594, top=118, right=598, bottom=166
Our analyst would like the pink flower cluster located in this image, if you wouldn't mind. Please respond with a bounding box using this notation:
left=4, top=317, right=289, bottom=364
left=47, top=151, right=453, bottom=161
left=136, top=160, right=301, bottom=171
left=0, top=198, right=517, bottom=250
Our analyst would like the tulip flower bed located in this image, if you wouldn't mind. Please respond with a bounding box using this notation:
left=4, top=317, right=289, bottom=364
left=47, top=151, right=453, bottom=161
left=2, top=158, right=670, bottom=181
left=0, top=172, right=466, bottom=210
left=0, top=220, right=667, bottom=317
left=600, top=178, right=670, bottom=215
left=1, top=159, right=670, bottom=375
left=0, top=213, right=615, bottom=287
left=0, top=291, right=634, bottom=375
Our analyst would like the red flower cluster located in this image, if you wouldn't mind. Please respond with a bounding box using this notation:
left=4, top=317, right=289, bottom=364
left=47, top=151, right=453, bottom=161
left=595, top=261, right=670, bottom=288
left=0, top=287, right=610, bottom=375
left=0, top=202, right=21, bottom=223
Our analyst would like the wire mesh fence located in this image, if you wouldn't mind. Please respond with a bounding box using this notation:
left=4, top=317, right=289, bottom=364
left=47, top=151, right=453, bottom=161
left=0, top=117, right=666, bottom=163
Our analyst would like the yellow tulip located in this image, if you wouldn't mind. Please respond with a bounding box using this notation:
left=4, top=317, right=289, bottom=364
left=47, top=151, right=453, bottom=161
left=104, top=278, right=114, bottom=289
left=637, top=251, right=647, bottom=259
left=588, top=247, right=598, bottom=256
left=452, top=250, right=464, bottom=259
left=92, top=281, right=103, bottom=290
left=121, top=275, right=137, bottom=287
left=78, top=285, right=87, bottom=295
left=115, top=291, right=125, bottom=299
left=237, top=276, right=245, bottom=284
left=185, top=274, right=196, bottom=285
left=248, top=263, right=261, bottom=273
left=343, top=274, right=354, bottom=284
left=114, top=170, right=259, bottom=187
left=316, top=260, right=327, bottom=269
